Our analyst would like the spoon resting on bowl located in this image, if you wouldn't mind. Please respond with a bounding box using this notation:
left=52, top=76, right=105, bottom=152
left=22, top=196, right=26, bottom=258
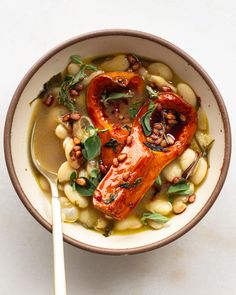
left=31, top=122, right=67, bottom=295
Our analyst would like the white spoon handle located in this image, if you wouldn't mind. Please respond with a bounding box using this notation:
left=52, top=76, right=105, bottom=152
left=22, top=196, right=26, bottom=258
left=51, top=184, right=67, bottom=295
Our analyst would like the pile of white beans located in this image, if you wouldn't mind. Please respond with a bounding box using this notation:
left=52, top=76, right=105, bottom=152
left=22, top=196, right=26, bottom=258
left=37, top=54, right=213, bottom=233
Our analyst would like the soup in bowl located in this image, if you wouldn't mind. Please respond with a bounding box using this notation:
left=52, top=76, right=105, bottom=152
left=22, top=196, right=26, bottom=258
left=4, top=30, right=231, bottom=255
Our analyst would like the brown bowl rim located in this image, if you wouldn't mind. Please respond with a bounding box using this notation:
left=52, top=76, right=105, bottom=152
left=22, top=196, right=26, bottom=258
left=4, top=29, right=231, bottom=255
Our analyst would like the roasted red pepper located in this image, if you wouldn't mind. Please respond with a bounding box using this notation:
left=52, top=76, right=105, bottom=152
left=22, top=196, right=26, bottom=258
left=87, top=72, right=144, bottom=167
left=93, top=92, right=197, bottom=220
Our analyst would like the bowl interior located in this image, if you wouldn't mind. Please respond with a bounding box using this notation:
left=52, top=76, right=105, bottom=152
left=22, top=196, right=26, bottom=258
left=7, top=31, right=228, bottom=254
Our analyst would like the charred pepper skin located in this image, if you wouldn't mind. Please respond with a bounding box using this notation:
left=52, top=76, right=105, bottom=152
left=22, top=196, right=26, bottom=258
left=87, top=72, right=144, bottom=168
left=93, top=92, right=197, bottom=220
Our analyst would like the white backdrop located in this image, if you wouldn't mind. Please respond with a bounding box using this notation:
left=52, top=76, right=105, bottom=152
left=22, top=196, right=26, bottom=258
left=0, top=0, right=235, bottom=294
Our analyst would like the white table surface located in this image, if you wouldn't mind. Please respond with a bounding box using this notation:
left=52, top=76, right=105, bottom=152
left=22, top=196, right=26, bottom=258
left=0, top=0, right=235, bottom=294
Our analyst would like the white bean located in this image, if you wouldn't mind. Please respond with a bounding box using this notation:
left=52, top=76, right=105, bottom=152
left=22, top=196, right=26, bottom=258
left=78, top=168, right=88, bottom=178
left=148, top=62, right=173, bottom=81
left=189, top=182, right=195, bottom=192
left=38, top=175, right=50, bottom=192
left=173, top=200, right=187, bottom=214
left=51, top=87, right=61, bottom=98
left=147, top=219, right=164, bottom=230
left=64, top=183, right=89, bottom=208
left=148, top=75, right=176, bottom=92
left=60, top=197, right=80, bottom=223
left=67, top=63, right=80, bottom=75
left=58, top=161, right=75, bottom=183
left=79, top=208, right=99, bottom=228
left=55, top=124, right=68, bottom=140
left=95, top=217, right=108, bottom=231
left=190, top=157, right=208, bottom=185
left=198, top=107, right=208, bottom=131
left=177, top=83, right=197, bottom=107
left=146, top=199, right=172, bottom=216
left=73, top=116, right=94, bottom=142
left=162, top=160, right=182, bottom=182
left=100, top=55, right=129, bottom=72
left=63, top=137, right=72, bottom=150
left=114, top=215, right=142, bottom=231
left=81, top=70, right=104, bottom=87
left=138, top=67, right=149, bottom=79
left=195, top=131, right=214, bottom=148
left=179, top=148, right=197, bottom=171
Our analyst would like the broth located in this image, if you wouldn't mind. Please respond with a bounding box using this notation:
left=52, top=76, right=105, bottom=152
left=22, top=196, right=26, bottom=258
left=30, top=53, right=214, bottom=236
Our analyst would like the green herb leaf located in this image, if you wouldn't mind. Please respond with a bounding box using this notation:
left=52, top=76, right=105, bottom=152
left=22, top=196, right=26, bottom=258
left=119, top=177, right=142, bottom=189
left=104, top=138, right=120, bottom=153
left=58, top=76, right=78, bottom=112
left=70, top=55, right=83, bottom=64
left=70, top=171, right=77, bottom=182
left=102, top=92, right=134, bottom=104
left=98, top=128, right=109, bottom=133
left=82, top=133, right=101, bottom=160
left=103, top=222, right=114, bottom=237
left=146, top=85, right=159, bottom=99
left=72, top=64, right=88, bottom=85
left=141, top=212, right=169, bottom=225
left=84, top=64, right=98, bottom=71
left=75, top=177, right=96, bottom=196
left=167, top=179, right=193, bottom=196
left=129, top=108, right=138, bottom=119
left=90, top=168, right=101, bottom=186
left=144, top=142, right=168, bottom=152
left=103, top=193, right=118, bottom=204
left=70, top=63, right=98, bottom=86
left=194, top=135, right=215, bottom=158
left=168, top=195, right=174, bottom=204
left=30, top=73, right=62, bottom=105
left=154, top=175, right=162, bottom=189
left=129, top=102, right=142, bottom=119
left=141, top=101, right=155, bottom=136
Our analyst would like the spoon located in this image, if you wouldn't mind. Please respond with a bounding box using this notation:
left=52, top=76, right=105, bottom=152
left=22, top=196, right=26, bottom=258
left=31, top=123, right=67, bottom=295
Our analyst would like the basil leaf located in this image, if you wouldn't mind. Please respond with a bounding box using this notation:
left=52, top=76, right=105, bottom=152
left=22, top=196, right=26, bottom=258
left=167, top=180, right=193, bottom=196
left=104, top=138, right=120, bottom=153
left=144, top=142, right=168, bottom=152
left=119, top=177, right=142, bottom=189
left=141, top=101, right=155, bottom=136
left=146, top=85, right=159, bottom=99
left=82, top=133, right=101, bottom=160
left=102, top=92, right=134, bottom=103
left=141, top=213, right=169, bottom=225
left=75, top=177, right=96, bottom=196
left=70, top=55, right=83, bottom=64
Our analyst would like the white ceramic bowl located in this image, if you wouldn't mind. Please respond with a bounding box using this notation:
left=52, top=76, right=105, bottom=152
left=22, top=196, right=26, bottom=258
left=4, top=30, right=231, bottom=255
